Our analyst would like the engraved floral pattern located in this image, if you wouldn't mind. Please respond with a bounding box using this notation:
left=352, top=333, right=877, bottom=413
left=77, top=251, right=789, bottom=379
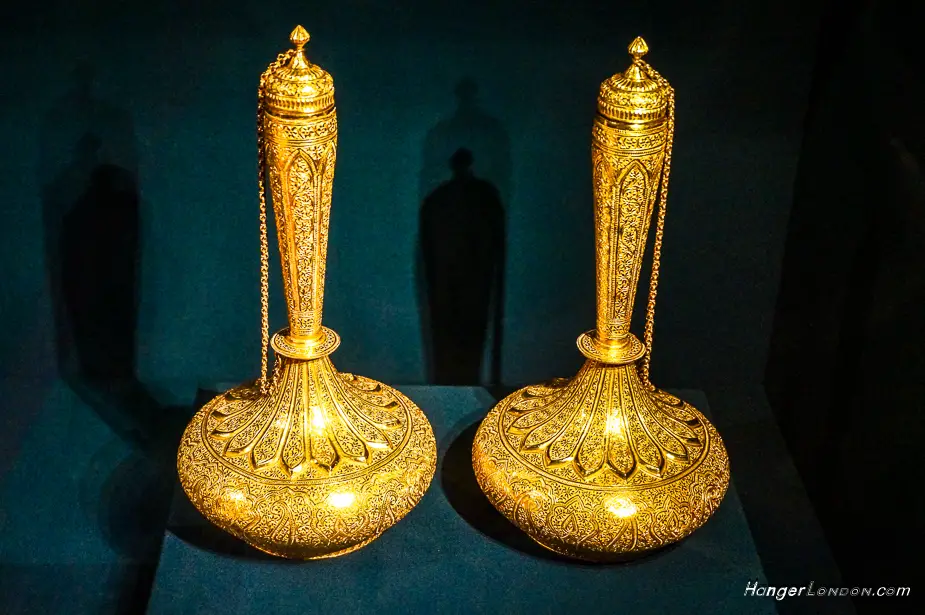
left=472, top=368, right=729, bottom=560
left=178, top=356, right=436, bottom=559
left=265, top=112, right=337, bottom=337
left=503, top=362, right=706, bottom=486
left=591, top=120, right=665, bottom=339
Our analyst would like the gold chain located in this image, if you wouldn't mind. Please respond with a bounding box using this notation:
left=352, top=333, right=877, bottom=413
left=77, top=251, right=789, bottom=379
left=639, top=60, right=675, bottom=389
left=256, top=51, right=293, bottom=395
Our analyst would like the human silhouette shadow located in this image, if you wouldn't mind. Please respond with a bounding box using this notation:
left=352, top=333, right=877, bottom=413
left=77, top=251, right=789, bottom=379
left=419, top=148, right=505, bottom=385
left=417, top=79, right=510, bottom=387
left=42, top=64, right=138, bottom=392
left=419, top=79, right=512, bottom=203
left=40, top=63, right=188, bottom=610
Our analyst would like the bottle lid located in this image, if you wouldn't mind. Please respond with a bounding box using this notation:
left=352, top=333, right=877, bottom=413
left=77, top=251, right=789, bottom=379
left=597, top=37, right=668, bottom=123
left=262, top=25, right=335, bottom=116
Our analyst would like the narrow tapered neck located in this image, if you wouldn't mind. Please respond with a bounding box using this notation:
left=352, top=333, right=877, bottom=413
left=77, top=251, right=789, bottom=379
left=581, top=39, right=670, bottom=364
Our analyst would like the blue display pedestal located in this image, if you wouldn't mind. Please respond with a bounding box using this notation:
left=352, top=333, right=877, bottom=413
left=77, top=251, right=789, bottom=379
left=146, top=387, right=772, bottom=614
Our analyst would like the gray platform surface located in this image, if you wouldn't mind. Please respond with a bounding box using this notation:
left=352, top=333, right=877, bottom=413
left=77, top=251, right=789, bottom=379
left=146, top=386, right=772, bottom=615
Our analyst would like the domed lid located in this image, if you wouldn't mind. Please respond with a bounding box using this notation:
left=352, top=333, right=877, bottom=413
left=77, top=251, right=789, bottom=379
left=262, top=25, right=335, bottom=116
left=597, top=37, right=668, bottom=123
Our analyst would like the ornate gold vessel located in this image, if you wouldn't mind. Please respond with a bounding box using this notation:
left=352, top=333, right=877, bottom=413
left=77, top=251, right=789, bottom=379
left=471, top=38, right=730, bottom=561
left=177, top=26, right=437, bottom=559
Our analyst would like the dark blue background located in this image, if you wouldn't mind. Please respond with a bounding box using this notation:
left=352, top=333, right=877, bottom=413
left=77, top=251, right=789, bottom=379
left=0, top=0, right=821, bottom=397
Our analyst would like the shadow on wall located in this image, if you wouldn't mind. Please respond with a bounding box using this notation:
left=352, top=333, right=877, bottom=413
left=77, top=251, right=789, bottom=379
left=416, top=79, right=510, bottom=387
left=39, top=62, right=188, bottom=611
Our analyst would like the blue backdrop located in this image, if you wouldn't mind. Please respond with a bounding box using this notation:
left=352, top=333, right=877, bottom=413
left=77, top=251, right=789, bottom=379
left=0, top=0, right=821, bottom=399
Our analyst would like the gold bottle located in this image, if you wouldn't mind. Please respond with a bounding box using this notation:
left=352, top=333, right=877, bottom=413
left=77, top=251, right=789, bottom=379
left=471, top=38, right=730, bottom=561
left=177, top=26, right=437, bottom=559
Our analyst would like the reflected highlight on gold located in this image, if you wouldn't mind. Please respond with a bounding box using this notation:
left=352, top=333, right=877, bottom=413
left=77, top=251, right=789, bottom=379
left=327, top=492, right=356, bottom=509
left=606, top=496, right=637, bottom=519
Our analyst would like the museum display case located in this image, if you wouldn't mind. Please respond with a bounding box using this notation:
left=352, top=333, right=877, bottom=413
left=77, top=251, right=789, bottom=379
left=2, top=2, right=911, bottom=613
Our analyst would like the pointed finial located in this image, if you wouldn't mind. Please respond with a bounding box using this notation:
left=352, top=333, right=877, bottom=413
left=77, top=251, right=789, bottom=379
left=290, top=25, right=310, bottom=49
left=628, top=36, right=648, bottom=59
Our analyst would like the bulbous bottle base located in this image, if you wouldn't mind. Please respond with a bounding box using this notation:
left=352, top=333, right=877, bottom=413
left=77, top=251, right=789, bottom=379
left=177, top=354, right=437, bottom=559
left=472, top=360, right=730, bottom=562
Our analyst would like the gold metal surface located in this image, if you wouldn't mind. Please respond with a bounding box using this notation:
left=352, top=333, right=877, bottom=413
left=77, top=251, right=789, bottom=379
left=472, top=38, right=730, bottom=561
left=177, top=26, right=436, bottom=559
